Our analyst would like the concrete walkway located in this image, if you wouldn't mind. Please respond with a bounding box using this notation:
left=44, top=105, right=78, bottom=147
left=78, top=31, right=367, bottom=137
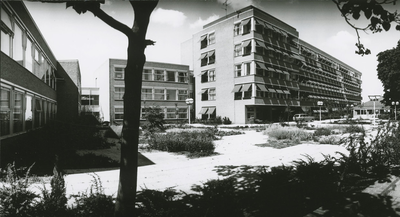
left=63, top=130, right=348, bottom=199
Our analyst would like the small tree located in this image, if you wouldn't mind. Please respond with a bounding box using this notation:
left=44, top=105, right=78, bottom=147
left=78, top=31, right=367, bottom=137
left=142, top=106, right=165, bottom=134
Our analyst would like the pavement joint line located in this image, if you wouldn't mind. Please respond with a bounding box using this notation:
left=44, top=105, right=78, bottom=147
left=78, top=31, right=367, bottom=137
left=380, top=177, right=400, bottom=196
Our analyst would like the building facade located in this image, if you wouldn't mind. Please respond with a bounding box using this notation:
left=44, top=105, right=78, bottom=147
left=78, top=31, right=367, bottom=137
left=1, top=1, right=80, bottom=140
left=109, top=59, right=191, bottom=124
left=81, top=87, right=100, bottom=120
left=189, top=6, right=362, bottom=124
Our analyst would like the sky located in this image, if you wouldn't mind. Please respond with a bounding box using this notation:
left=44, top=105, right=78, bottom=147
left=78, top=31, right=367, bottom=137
left=24, top=0, right=400, bottom=102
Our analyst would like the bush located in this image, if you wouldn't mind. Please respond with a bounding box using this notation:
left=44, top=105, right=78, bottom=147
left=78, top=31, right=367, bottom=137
left=222, top=117, right=232, bottom=125
left=141, top=106, right=166, bottom=134
left=344, top=124, right=365, bottom=134
left=147, top=130, right=215, bottom=157
left=264, top=126, right=312, bottom=141
left=0, top=163, right=38, bottom=217
left=313, top=128, right=332, bottom=137
left=71, top=173, right=115, bottom=217
left=318, top=135, right=341, bottom=145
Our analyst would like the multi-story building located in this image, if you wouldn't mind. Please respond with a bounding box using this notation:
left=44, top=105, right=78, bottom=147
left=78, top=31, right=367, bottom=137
left=1, top=2, right=80, bottom=140
left=186, top=5, right=362, bottom=124
left=81, top=87, right=101, bottom=120
left=109, top=59, right=191, bottom=124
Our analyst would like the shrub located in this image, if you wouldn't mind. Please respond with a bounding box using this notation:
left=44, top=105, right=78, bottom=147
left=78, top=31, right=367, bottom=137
left=264, top=126, right=312, bottom=141
left=313, top=128, right=332, bottom=137
left=147, top=130, right=215, bottom=157
left=222, top=117, right=232, bottom=125
left=141, top=106, right=166, bottom=134
left=0, top=163, right=38, bottom=217
left=344, top=124, right=365, bottom=134
left=318, top=135, right=341, bottom=145
left=71, top=173, right=115, bottom=217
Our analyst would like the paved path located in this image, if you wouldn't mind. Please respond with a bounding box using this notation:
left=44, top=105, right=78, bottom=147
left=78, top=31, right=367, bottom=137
left=63, top=130, right=348, bottom=199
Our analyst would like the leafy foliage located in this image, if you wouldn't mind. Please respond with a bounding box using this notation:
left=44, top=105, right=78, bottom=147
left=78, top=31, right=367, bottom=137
left=333, top=0, right=400, bottom=55
left=264, top=125, right=313, bottom=141
left=377, top=40, right=400, bottom=105
left=0, top=163, right=37, bottom=217
left=141, top=106, right=166, bottom=134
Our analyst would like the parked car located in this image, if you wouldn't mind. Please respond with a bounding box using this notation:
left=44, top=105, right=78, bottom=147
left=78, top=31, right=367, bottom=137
left=293, top=114, right=314, bottom=122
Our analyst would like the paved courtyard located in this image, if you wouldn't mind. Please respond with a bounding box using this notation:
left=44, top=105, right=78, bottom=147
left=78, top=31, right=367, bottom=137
left=64, top=129, right=349, bottom=198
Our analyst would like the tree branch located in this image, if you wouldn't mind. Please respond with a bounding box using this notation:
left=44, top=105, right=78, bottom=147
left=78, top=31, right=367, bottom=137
left=86, top=6, right=132, bottom=37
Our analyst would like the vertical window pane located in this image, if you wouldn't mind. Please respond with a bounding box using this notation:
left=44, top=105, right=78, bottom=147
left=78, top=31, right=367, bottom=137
left=25, top=95, right=33, bottom=130
left=166, top=89, right=176, bottom=101
left=143, top=69, right=152, bottom=81
left=1, top=31, right=10, bottom=56
left=167, top=71, right=175, bottom=82
left=34, top=98, right=42, bottom=128
left=1, top=8, right=12, bottom=29
left=154, top=70, right=164, bottom=81
left=178, top=90, right=187, bottom=101
left=114, top=87, right=124, bottom=100
left=13, top=92, right=23, bottom=133
left=154, top=89, right=165, bottom=100
left=0, top=88, right=11, bottom=136
left=141, top=88, right=152, bottom=100
left=25, top=38, right=33, bottom=72
left=178, top=72, right=187, bottom=83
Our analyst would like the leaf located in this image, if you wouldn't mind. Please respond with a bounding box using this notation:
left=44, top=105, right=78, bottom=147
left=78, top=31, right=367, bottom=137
left=370, top=16, right=380, bottom=29
left=372, top=4, right=384, bottom=15
left=382, top=21, right=391, bottom=31
left=352, top=11, right=360, bottom=20
left=364, top=8, right=372, bottom=19
left=396, top=25, right=400, bottom=31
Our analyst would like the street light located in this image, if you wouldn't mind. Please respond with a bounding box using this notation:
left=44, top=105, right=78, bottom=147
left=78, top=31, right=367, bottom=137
left=392, top=101, right=399, bottom=121
left=368, top=94, right=380, bottom=126
left=185, top=98, right=194, bottom=125
left=317, top=101, right=323, bottom=122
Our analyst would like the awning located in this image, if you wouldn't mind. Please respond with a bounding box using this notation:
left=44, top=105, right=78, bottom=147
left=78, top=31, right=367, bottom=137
left=200, top=53, right=208, bottom=59
left=282, top=90, right=291, bottom=94
left=256, top=84, right=268, bottom=92
left=200, top=89, right=208, bottom=94
left=241, top=19, right=251, bottom=26
left=208, top=50, right=215, bottom=56
left=200, top=35, right=207, bottom=41
left=268, top=88, right=276, bottom=93
left=232, top=85, right=242, bottom=93
left=256, top=62, right=268, bottom=70
left=241, top=84, right=252, bottom=92
left=242, top=40, right=251, bottom=47
left=275, top=69, right=284, bottom=74
left=275, top=89, right=284, bottom=93
left=199, top=107, right=208, bottom=114
left=264, top=23, right=273, bottom=29
left=256, top=40, right=267, bottom=49
left=206, top=107, right=216, bottom=115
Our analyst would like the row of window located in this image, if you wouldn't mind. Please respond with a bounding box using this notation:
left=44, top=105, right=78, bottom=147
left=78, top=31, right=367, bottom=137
left=0, top=85, right=56, bottom=137
left=81, top=95, right=99, bottom=106
left=1, top=6, right=57, bottom=90
left=114, top=66, right=188, bottom=83
left=114, top=107, right=188, bottom=120
left=113, top=87, right=188, bottom=101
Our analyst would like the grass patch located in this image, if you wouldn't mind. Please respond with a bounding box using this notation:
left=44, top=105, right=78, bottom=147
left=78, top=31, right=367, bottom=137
left=256, top=139, right=301, bottom=149
left=264, top=125, right=312, bottom=141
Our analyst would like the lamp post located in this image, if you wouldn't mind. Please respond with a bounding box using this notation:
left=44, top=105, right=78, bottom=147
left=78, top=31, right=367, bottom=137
left=317, top=101, right=323, bottom=122
left=185, top=98, right=194, bottom=125
left=368, top=95, right=380, bottom=126
left=393, top=101, right=399, bottom=121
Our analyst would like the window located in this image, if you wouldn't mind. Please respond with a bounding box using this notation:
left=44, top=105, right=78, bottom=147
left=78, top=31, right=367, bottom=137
left=243, top=84, right=252, bottom=99
left=115, top=107, right=124, bottom=120
left=178, top=90, right=188, bottom=100
left=201, top=89, right=208, bottom=101
left=234, top=23, right=241, bottom=36
left=143, top=69, right=152, bottom=81
left=33, top=46, right=41, bottom=63
left=209, top=88, right=216, bottom=100
left=25, top=95, right=33, bottom=131
left=166, top=108, right=177, bottom=119
left=1, top=8, right=12, bottom=56
left=242, top=19, right=251, bottom=35
left=201, top=70, right=216, bottom=82
left=154, top=89, right=165, bottom=100
left=208, top=70, right=215, bottom=82
left=13, top=91, right=23, bottom=133
left=234, top=44, right=242, bottom=57
left=208, top=32, right=215, bottom=45
left=200, top=34, right=207, bottom=49
left=178, top=108, right=187, bottom=119
left=25, top=38, right=33, bottom=72
left=141, top=88, right=152, bottom=100
left=200, top=50, right=215, bottom=66
left=114, top=67, right=124, bottom=79
left=235, top=64, right=242, bottom=77
left=114, top=87, right=124, bottom=100
left=0, top=88, right=10, bottom=136
left=166, top=89, right=176, bottom=101
left=178, top=72, right=188, bottom=83
left=244, top=62, right=251, bottom=75
left=1, top=30, right=11, bottom=56
left=255, top=19, right=264, bottom=34
left=154, top=70, right=165, bottom=81
left=34, top=98, right=42, bottom=128
left=243, top=40, right=252, bottom=56
left=167, top=71, right=175, bottom=82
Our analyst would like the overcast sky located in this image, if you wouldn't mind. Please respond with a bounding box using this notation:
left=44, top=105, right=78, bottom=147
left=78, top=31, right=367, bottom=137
left=24, top=0, right=400, bottom=102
